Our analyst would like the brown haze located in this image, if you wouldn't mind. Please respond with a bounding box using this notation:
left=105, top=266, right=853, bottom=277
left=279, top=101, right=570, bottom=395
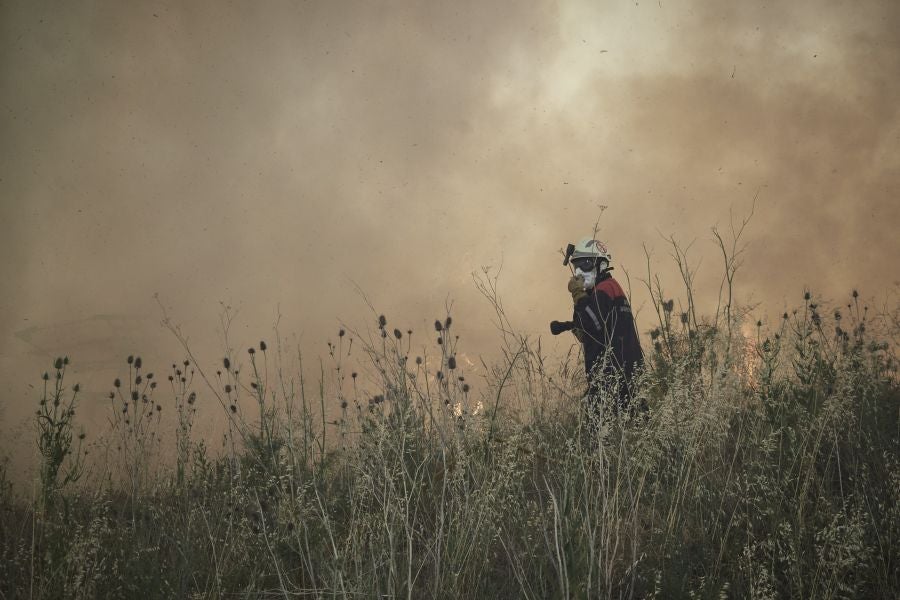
left=2, top=1, right=899, bottom=476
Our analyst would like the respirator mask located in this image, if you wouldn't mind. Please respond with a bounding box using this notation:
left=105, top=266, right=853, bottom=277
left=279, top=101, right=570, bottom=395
left=572, top=257, right=607, bottom=290
left=574, top=266, right=597, bottom=289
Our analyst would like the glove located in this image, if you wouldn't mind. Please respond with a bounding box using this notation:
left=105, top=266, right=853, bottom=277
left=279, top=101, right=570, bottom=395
left=568, top=275, right=588, bottom=305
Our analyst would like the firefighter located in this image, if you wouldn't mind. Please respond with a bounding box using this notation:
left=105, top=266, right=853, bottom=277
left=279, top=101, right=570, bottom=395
left=552, top=237, right=644, bottom=414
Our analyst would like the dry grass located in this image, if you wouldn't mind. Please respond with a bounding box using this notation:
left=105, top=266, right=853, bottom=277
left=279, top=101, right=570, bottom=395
left=1, top=259, right=897, bottom=599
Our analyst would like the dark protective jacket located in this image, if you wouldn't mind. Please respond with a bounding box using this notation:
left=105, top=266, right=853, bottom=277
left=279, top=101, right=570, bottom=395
left=572, top=271, right=644, bottom=396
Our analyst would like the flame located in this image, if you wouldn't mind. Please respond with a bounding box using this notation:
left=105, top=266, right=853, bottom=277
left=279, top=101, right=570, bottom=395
left=738, top=322, right=760, bottom=388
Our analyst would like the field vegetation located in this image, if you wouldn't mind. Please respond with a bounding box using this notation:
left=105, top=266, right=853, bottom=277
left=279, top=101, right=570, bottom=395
left=1, top=243, right=898, bottom=599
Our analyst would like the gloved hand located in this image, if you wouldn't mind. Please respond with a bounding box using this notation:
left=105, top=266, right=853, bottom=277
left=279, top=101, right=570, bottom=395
left=568, top=275, right=588, bottom=305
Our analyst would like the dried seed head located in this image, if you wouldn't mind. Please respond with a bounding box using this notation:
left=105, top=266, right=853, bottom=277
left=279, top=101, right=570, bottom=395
left=436, top=370, right=444, bottom=380
left=756, top=320, right=762, bottom=328
left=223, top=357, right=231, bottom=370
left=131, top=391, right=139, bottom=401
left=783, top=312, right=789, bottom=320
left=339, top=329, right=345, bottom=338
left=114, top=378, right=121, bottom=388
left=168, top=375, right=174, bottom=382
left=803, top=291, right=811, bottom=301
left=462, top=383, right=470, bottom=393
left=415, top=356, right=422, bottom=365
left=78, top=432, right=86, bottom=440
left=127, top=355, right=134, bottom=365
left=259, top=341, right=267, bottom=352
left=73, top=383, right=80, bottom=393
left=663, top=300, right=674, bottom=313
left=248, top=347, right=255, bottom=355
left=135, top=375, right=142, bottom=385
left=852, top=289, right=859, bottom=298
left=150, top=382, right=157, bottom=389
left=109, top=392, right=115, bottom=399
left=230, top=404, right=237, bottom=413
left=434, top=320, right=443, bottom=332
left=351, top=372, right=357, bottom=379
left=340, top=400, right=348, bottom=409
left=394, top=328, right=402, bottom=340
left=447, top=356, right=457, bottom=370
left=188, top=392, right=196, bottom=404
left=134, top=357, right=142, bottom=369
left=650, top=328, right=660, bottom=340
left=42, top=372, right=49, bottom=381
left=680, top=313, right=689, bottom=324
left=54, top=357, right=64, bottom=370
left=225, top=384, right=232, bottom=393
left=437, top=337, right=443, bottom=345
left=63, top=356, right=69, bottom=365
left=251, top=381, right=258, bottom=389
left=445, top=316, right=452, bottom=329
left=378, top=315, right=387, bottom=328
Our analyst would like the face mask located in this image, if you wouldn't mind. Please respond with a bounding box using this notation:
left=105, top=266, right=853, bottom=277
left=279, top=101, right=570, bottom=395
left=575, top=267, right=596, bottom=289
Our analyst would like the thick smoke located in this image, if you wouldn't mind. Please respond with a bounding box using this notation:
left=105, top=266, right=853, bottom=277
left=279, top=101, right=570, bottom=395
left=1, top=0, right=898, bottom=470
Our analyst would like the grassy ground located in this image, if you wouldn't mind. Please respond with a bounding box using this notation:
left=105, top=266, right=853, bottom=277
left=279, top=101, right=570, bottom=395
left=1, top=288, right=897, bottom=599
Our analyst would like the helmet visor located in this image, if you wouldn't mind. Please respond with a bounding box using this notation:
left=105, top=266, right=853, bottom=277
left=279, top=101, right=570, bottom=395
left=572, top=257, right=600, bottom=271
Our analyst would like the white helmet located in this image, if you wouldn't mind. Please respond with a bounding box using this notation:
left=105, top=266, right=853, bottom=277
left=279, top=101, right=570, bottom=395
left=571, top=237, right=611, bottom=263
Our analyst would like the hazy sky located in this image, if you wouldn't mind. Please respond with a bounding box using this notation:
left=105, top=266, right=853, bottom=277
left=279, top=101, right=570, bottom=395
left=2, top=0, right=899, bottom=458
